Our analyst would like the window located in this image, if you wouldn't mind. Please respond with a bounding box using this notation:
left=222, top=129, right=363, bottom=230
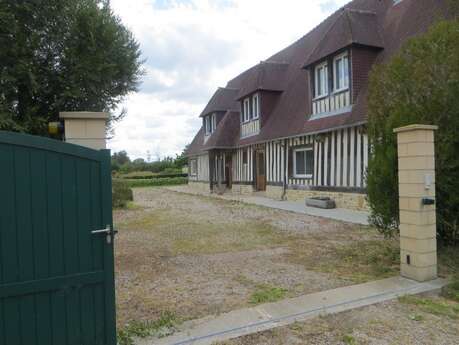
left=334, top=53, right=349, bottom=92
left=205, top=116, right=211, bottom=135
left=252, top=94, right=260, bottom=119
left=211, top=113, right=217, bottom=132
left=314, top=62, right=328, bottom=98
left=205, top=114, right=217, bottom=135
left=190, top=159, right=197, bottom=176
left=243, top=98, right=251, bottom=122
left=293, top=147, right=314, bottom=178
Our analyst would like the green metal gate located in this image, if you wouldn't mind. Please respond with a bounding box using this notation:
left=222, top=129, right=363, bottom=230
left=0, top=131, right=116, bottom=345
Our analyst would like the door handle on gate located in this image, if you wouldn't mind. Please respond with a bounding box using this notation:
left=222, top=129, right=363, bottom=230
left=91, top=225, right=118, bottom=243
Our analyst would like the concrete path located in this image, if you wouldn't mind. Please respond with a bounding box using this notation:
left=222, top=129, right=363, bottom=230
left=166, top=186, right=370, bottom=225
left=137, top=277, right=446, bottom=345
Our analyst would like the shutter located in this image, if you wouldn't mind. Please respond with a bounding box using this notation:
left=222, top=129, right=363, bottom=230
left=288, top=148, right=293, bottom=178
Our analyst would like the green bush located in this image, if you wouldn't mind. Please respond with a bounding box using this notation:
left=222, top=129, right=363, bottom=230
left=367, top=20, right=459, bottom=244
left=112, top=180, right=133, bottom=208
left=116, top=177, right=188, bottom=189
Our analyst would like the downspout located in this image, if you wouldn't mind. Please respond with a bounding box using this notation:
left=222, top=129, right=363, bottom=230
left=282, top=139, right=288, bottom=200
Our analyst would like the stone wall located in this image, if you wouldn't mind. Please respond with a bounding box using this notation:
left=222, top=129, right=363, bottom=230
left=188, top=181, right=211, bottom=194
left=285, top=189, right=368, bottom=211
left=265, top=185, right=284, bottom=200
left=232, top=184, right=254, bottom=195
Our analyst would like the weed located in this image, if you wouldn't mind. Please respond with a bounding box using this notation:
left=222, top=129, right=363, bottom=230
left=342, top=334, right=357, bottom=345
left=250, top=285, right=287, bottom=305
left=117, top=311, right=177, bottom=345
left=409, top=314, right=424, bottom=321
left=399, top=295, right=459, bottom=319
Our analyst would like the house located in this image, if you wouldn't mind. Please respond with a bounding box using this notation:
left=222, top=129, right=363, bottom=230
left=186, top=0, right=448, bottom=211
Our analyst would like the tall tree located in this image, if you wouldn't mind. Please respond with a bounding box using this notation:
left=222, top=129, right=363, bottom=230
left=0, top=0, right=143, bottom=134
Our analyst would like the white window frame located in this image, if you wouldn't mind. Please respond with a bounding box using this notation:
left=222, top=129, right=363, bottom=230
left=211, top=113, right=217, bottom=132
left=190, top=159, right=198, bottom=176
left=293, top=147, right=314, bottom=179
left=252, top=93, right=260, bottom=119
left=205, top=116, right=211, bottom=135
left=333, top=52, right=349, bottom=92
left=314, top=62, right=328, bottom=99
left=243, top=98, right=251, bottom=122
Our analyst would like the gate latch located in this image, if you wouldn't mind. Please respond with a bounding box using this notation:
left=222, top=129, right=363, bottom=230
left=91, top=225, right=118, bottom=244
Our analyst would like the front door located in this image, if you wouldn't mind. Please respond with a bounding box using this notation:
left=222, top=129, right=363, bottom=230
left=256, top=150, right=266, bottom=191
left=0, top=131, right=116, bottom=345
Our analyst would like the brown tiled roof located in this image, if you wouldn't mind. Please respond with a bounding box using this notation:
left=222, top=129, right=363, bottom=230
left=199, top=87, right=239, bottom=117
left=187, top=0, right=448, bottom=156
left=303, top=8, right=384, bottom=67
left=236, top=61, right=289, bottom=99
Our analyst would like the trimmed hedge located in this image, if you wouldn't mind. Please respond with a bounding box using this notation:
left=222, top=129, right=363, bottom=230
left=112, top=180, right=133, bottom=208
left=116, top=177, right=188, bottom=188
left=119, top=173, right=188, bottom=180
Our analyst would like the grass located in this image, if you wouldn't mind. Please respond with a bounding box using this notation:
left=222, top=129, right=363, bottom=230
left=399, top=295, right=459, bottom=319
left=249, top=285, right=288, bottom=305
left=117, top=311, right=177, bottom=345
left=116, top=208, right=293, bottom=256
left=296, top=237, right=401, bottom=284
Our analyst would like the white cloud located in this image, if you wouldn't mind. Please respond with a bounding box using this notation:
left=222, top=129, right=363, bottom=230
left=108, top=0, right=349, bottom=160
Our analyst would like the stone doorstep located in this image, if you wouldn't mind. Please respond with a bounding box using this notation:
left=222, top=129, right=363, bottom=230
left=141, top=277, right=446, bottom=345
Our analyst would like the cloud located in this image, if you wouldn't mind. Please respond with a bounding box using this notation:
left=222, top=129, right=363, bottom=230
left=108, top=0, right=349, bottom=160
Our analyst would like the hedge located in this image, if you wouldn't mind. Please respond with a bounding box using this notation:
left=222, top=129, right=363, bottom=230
left=367, top=20, right=459, bottom=244
left=112, top=180, right=133, bottom=208
left=116, top=177, right=188, bottom=188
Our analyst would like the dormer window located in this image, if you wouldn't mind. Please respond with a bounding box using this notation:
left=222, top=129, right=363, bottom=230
left=242, top=93, right=260, bottom=122
left=205, top=113, right=217, bottom=135
left=314, top=62, right=328, bottom=98
left=243, top=98, right=251, bottom=122
left=334, top=53, right=349, bottom=92
left=252, top=93, right=260, bottom=119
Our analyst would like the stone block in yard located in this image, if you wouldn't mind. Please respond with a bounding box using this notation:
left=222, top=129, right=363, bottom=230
left=305, top=197, right=336, bottom=209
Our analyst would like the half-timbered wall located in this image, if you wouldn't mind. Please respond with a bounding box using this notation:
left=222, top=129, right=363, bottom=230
left=189, top=154, right=209, bottom=182
left=312, top=90, right=351, bottom=116
left=286, top=125, right=368, bottom=188
left=241, top=120, right=260, bottom=138
left=232, top=146, right=254, bottom=183
left=266, top=141, right=285, bottom=185
left=212, top=152, right=226, bottom=183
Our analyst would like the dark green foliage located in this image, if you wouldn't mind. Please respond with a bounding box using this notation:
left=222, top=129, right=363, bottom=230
left=111, top=148, right=189, bottom=174
left=117, top=177, right=188, bottom=189
left=112, top=180, right=133, bottom=208
left=367, top=20, right=459, bottom=244
left=0, top=0, right=142, bottom=134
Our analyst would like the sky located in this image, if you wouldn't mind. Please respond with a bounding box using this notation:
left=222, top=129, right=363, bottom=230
left=108, top=0, right=350, bottom=161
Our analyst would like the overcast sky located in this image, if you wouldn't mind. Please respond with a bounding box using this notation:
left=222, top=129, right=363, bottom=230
left=108, top=0, right=350, bottom=161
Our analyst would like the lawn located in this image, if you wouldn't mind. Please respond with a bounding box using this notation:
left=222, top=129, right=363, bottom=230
left=113, top=187, right=458, bottom=344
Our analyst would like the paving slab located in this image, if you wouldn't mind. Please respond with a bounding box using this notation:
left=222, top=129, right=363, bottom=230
left=136, top=276, right=446, bottom=345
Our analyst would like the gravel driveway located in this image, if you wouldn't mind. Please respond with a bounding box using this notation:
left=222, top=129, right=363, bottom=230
left=113, top=187, right=400, bottom=328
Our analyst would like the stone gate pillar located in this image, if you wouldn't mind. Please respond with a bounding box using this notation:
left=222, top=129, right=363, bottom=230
left=59, top=111, right=109, bottom=150
left=394, top=124, right=438, bottom=282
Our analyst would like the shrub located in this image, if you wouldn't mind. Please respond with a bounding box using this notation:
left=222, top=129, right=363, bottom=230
left=367, top=20, right=459, bottom=244
left=115, top=177, right=188, bottom=189
left=112, top=180, right=133, bottom=208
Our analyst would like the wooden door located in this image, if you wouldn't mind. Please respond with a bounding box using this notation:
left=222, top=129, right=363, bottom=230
left=0, top=131, right=116, bottom=345
left=256, top=150, right=266, bottom=191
